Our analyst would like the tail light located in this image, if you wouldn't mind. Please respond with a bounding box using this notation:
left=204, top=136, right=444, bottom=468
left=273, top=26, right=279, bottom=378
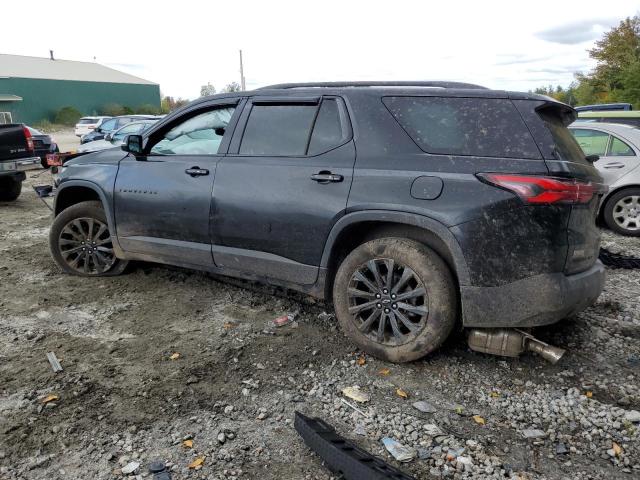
left=23, top=125, right=34, bottom=152
left=478, top=173, right=604, bottom=205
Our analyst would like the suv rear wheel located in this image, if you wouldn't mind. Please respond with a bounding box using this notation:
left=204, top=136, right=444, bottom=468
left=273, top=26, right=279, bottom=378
left=50, top=201, right=128, bottom=276
left=332, top=238, right=456, bottom=363
left=603, top=187, right=640, bottom=236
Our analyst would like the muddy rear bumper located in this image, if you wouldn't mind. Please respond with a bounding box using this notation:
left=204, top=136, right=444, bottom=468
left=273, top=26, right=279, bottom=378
left=461, top=260, right=605, bottom=328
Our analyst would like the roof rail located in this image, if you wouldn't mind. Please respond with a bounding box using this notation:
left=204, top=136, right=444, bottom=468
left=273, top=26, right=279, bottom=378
left=258, top=81, right=488, bottom=90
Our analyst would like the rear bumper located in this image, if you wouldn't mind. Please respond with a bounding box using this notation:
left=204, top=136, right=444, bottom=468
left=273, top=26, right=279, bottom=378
left=461, top=260, right=605, bottom=328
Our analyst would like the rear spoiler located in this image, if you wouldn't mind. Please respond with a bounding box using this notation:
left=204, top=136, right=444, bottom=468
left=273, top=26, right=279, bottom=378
left=294, top=412, right=415, bottom=480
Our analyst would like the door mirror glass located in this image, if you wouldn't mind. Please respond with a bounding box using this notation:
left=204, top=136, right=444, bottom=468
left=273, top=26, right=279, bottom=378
left=122, top=134, right=143, bottom=155
left=104, top=132, right=113, bottom=141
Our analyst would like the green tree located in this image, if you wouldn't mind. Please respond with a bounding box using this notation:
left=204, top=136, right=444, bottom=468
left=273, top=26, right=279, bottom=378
left=54, top=106, right=82, bottom=126
left=221, top=81, right=241, bottom=93
left=200, top=82, right=217, bottom=97
left=102, top=103, right=126, bottom=116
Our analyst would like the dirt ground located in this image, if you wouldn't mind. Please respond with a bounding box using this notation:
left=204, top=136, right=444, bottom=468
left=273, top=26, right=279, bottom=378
left=1, top=172, right=639, bottom=480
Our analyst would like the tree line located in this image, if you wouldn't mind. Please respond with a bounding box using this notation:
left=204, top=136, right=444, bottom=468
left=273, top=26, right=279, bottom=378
left=532, top=16, right=640, bottom=108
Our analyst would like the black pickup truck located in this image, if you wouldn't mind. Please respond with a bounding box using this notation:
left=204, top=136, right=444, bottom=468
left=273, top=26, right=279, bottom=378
left=0, top=124, right=41, bottom=201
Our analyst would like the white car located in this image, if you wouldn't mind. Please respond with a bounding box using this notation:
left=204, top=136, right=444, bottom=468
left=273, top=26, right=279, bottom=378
left=569, top=122, right=640, bottom=236
left=77, top=120, right=157, bottom=153
left=74, top=116, right=111, bottom=137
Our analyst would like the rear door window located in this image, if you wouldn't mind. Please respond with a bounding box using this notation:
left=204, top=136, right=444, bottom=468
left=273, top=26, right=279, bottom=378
left=570, top=129, right=610, bottom=156
left=240, top=104, right=317, bottom=156
left=382, top=96, right=540, bottom=159
left=608, top=136, right=635, bottom=156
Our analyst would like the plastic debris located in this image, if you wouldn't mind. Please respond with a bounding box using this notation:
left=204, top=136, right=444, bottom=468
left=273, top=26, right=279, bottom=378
left=41, top=394, right=58, bottom=404
left=585, top=391, right=593, bottom=398
left=356, top=356, right=366, bottom=366
left=472, top=415, right=486, bottom=425
left=381, top=437, right=416, bottom=462
left=182, top=439, right=193, bottom=448
left=46, top=352, right=63, bottom=373
left=187, top=457, right=204, bottom=469
left=169, top=353, right=180, bottom=360
left=272, top=312, right=297, bottom=327
left=412, top=400, right=436, bottom=414
left=342, top=386, right=370, bottom=403
left=612, top=442, right=622, bottom=457
left=340, top=398, right=370, bottom=418
left=121, top=461, right=140, bottom=475
left=396, top=388, right=408, bottom=399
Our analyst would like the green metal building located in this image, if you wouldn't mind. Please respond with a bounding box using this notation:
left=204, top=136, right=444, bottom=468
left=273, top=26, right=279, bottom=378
left=0, top=53, right=160, bottom=124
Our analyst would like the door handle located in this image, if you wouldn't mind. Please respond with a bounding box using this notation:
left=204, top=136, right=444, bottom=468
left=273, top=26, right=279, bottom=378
left=604, top=162, right=625, bottom=169
left=185, top=167, right=209, bottom=177
left=311, top=171, right=343, bottom=183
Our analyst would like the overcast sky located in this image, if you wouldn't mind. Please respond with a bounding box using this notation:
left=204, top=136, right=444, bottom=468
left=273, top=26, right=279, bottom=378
left=2, top=0, right=638, bottom=99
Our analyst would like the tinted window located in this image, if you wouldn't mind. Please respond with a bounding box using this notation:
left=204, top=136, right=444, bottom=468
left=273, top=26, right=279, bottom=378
left=570, top=129, right=609, bottom=156
left=308, top=99, right=345, bottom=155
left=113, top=122, right=149, bottom=142
left=79, top=118, right=98, bottom=124
left=100, top=119, right=117, bottom=131
left=240, top=104, right=317, bottom=156
left=609, top=136, right=635, bottom=156
left=383, top=97, right=539, bottom=158
left=150, top=107, right=234, bottom=155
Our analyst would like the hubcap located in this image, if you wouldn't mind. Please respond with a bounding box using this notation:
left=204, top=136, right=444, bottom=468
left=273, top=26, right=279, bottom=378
left=58, top=217, right=115, bottom=274
left=613, top=195, right=640, bottom=231
left=347, top=258, right=429, bottom=346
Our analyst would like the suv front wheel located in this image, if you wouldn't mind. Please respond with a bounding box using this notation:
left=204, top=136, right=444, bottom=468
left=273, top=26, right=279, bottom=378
left=332, top=238, right=457, bottom=363
left=50, top=201, right=128, bottom=276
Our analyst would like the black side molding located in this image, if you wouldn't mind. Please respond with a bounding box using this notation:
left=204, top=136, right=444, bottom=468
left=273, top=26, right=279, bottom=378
left=294, top=412, right=416, bottom=480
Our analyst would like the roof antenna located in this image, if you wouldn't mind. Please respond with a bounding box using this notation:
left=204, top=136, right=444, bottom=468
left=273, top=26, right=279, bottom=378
left=49, top=50, right=55, bottom=61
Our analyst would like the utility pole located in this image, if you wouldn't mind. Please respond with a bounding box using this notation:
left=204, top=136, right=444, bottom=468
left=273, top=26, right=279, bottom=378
left=239, top=49, right=246, bottom=91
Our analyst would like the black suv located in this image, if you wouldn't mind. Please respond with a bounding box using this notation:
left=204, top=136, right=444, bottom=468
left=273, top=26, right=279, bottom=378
left=49, top=81, right=606, bottom=362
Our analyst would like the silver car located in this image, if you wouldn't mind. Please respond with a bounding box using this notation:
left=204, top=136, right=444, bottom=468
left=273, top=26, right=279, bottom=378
left=570, top=122, right=640, bottom=236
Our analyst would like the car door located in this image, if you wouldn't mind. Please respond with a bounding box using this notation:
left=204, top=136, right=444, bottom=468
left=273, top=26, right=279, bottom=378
left=212, top=96, right=355, bottom=284
left=114, top=99, right=241, bottom=266
left=599, top=132, right=640, bottom=185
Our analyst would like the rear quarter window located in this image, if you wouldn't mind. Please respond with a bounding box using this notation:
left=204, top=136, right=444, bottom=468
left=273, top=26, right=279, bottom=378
left=382, top=96, right=540, bottom=159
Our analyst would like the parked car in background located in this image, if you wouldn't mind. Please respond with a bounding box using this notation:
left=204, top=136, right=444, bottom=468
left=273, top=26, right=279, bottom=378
left=574, top=103, right=632, bottom=112
left=27, top=126, right=58, bottom=168
left=77, top=120, right=158, bottom=153
left=576, top=110, right=640, bottom=128
left=74, top=116, right=111, bottom=137
left=570, top=122, right=640, bottom=236
left=0, top=124, right=41, bottom=201
left=48, top=82, right=606, bottom=363
left=80, top=115, right=162, bottom=144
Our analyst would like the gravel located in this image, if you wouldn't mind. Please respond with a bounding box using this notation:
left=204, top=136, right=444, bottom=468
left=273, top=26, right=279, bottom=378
left=0, top=172, right=638, bottom=479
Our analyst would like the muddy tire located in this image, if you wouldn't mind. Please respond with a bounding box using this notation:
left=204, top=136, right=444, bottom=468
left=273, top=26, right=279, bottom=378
left=332, top=238, right=457, bottom=363
left=50, top=201, right=128, bottom=276
left=0, top=177, right=22, bottom=202
left=603, top=188, right=640, bottom=236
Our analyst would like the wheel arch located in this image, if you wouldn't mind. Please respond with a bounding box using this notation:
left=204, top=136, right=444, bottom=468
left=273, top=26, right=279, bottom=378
left=321, top=211, right=470, bottom=300
left=54, top=180, right=124, bottom=256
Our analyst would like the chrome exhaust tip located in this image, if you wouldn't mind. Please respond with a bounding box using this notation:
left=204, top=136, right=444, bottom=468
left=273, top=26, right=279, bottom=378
left=467, top=328, right=565, bottom=363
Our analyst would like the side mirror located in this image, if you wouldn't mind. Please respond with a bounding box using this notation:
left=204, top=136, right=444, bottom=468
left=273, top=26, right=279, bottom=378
left=104, top=132, right=113, bottom=141
left=214, top=127, right=225, bottom=136
left=122, top=134, right=143, bottom=155
left=586, top=154, right=599, bottom=163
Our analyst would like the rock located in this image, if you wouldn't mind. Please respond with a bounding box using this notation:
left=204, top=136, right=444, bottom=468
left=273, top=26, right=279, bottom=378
left=353, top=424, right=366, bottom=436
left=624, top=410, right=640, bottom=423
left=217, top=432, right=226, bottom=444
left=224, top=405, right=234, bottom=415
left=522, top=429, right=546, bottom=439
left=121, top=461, right=140, bottom=475
left=423, top=424, right=444, bottom=436
left=412, top=401, right=436, bottom=414
left=556, top=443, right=569, bottom=455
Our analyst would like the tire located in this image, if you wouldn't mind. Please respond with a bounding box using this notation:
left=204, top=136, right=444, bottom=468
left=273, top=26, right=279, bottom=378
left=603, top=188, right=640, bottom=237
left=332, top=238, right=457, bottom=363
left=49, top=201, right=128, bottom=276
left=0, top=177, right=22, bottom=202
